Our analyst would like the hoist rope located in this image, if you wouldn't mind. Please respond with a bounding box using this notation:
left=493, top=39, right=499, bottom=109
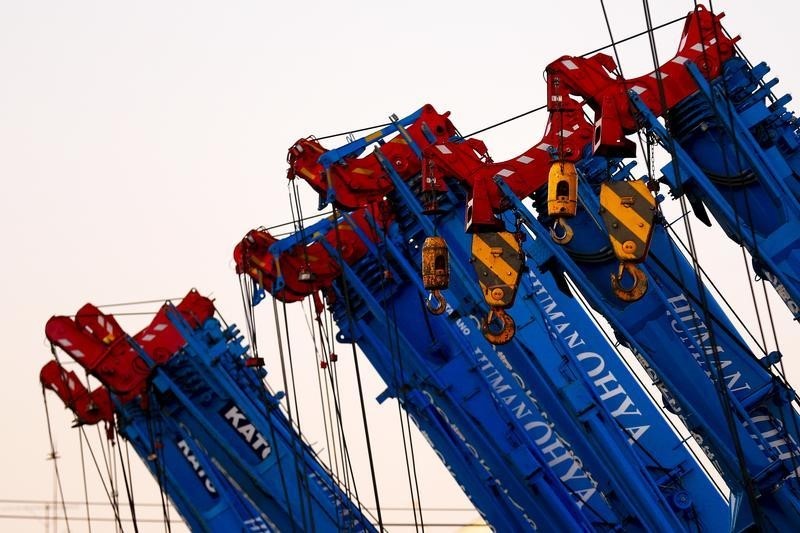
left=93, top=298, right=184, bottom=308
left=280, top=299, right=319, bottom=531
left=113, top=427, right=139, bottom=533
left=655, top=228, right=771, bottom=356
left=561, top=274, right=727, bottom=499
left=77, top=429, right=94, bottom=533
left=325, top=307, right=366, bottom=511
left=307, top=16, right=687, bottom=145
left=328, top=205, right=385, bottom=530
left=236, top=291, right=297, bottom=533
left=41, top=389, right=72, bottom=533
left=143, top=402, right=172, bottom=533
left=270, top=296, right=309, bottom=532
left=80, top=427, right=125, bottom=532
left=702, top=0, right=800, bottom=485
left=366, top=211, right=425, bottom=532
left=303, top=298, right=381, bottom=529
left=459, top=105, right=547, bottom=139
left=641, top=1, right=766, bottom=525
left=322, top=305, right=362, bottom=503
left=301, top=302, right=349, bottom=530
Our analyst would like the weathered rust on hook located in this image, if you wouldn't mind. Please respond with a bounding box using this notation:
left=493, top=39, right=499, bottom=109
left=611, top=262, right=648, bottom=302
left=550, top=217, right=574, bottom=245
left=481, top=308, right=516, bottom=345
left=426, top=290, right=447, bottom=315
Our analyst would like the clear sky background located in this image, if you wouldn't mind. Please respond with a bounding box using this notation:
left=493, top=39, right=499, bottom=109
left=2, top=1, right=799, bottom=531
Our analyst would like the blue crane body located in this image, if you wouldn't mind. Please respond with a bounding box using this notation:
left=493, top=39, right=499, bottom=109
left=635, top=56, right=800, bottom=319
left=153, top=313, right=377, bottom=533
left=39, top=5, right=800, bottom=532
left=496, top=150, right=800, bottom=529
left=253, top=115, right=730, bottom=529
left=244, top=10, right=800, bottom=528
left=116, top=399, right=274, bottom=532
left=41, top=296, right=377, bottom=533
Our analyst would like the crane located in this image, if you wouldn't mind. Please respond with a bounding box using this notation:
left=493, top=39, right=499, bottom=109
left=237, top=4, right=800, bottom=530
left=40, top=290, right=377, bottom=532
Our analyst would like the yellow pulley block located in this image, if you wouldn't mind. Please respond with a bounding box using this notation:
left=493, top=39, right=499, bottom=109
left=547, top=162, right=578, bottom=217
left=421, top=236, right=449, bottom=315
left=471, top=231, right=523, bottom=344
left=599, top=179, right=657, bottom=302
left=547, top=162, right=578, bottom=244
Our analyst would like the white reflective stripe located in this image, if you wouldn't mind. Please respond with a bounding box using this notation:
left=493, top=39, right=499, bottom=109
left=516, top=155, right=534, bottom=164
left=649, top=71, right=668, bottom=80
left=630, top=85, right=647, bottom=95
left=572, top=124, right=580, bottom=130
left=497, top=168, right=514, bottom=177
left=141, top=334, right=156, bottom=342
left=561, top=129, right=573, bottom=138
left=536, top=142, right=553, bottom=151
left=672, top=55, right=689, bottom=65
left=709, top=38, right=716, bottom=45
left=691, top=43, right=704, bottom=52
left=436, top=145, right=452, bottom=154
left=98, top=315, right=106, bottom=327
left=562, top=59, right=578, bottom=70
left=58, top=338, right=72, bottom=348
left=153, top=323, right=168, bottom=332
left=68, top=378, right=77, bottom=391
left=71, top=349, right=85, bottom=359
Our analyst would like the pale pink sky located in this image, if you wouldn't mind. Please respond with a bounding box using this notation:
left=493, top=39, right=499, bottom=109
left=1, top=1, right=797, bottom=531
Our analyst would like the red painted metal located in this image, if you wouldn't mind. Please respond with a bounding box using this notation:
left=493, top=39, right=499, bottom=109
left=247, top=5, right=740, bottom=296
left=545, top=5, right=737, bottom=156
left=286, top=104, right=457, bottom=210
left=45, top=290, right=215, bottom=402
left=40, top=360, right=114, bottom=426
left=234, top=203, right=392, bottom=302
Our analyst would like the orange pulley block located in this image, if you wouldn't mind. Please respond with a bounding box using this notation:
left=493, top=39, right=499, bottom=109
left=547, top=162, right=578, bottom=244
left=421, top=236, right=449, bottom=315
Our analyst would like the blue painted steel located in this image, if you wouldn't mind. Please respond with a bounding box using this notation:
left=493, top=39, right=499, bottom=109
left=114, top=401, right=273, bottom=532
left=495, top=151, right=800, bottom=529
left=632, top=57, right=800, bottom=319
left=268, top=122, right=730, bottom=529
left=316, top=107, right=425, bottom=207
left=145, top=312, right=378, bottom=533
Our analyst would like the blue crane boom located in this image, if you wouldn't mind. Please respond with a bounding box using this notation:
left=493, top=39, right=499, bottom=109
left=38, top=5, right=800, bottom=532
left=40, top=292, right=377, bottom=532
left=634, top=56, right=800, bottom=319
left=235, top=6, right=800, bottom=531
left=41, top=361, right=272, bottom=532
left=238, top=109, right=730, bottom=529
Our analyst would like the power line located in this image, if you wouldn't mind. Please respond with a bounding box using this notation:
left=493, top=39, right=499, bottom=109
left=0, top=513, right=488, bottom=528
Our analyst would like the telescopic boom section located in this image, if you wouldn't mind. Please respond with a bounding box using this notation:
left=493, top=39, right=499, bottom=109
left=44, top=290, right=215, bottom=402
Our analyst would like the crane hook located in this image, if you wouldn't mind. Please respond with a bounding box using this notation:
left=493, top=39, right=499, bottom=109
left=426, top=290, right=447, bottom=315
left=611, top=262, right=648, bottom=302
left=481, top=308, right=516, bottom=345
left=550, top=217, right=574, bottom=245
